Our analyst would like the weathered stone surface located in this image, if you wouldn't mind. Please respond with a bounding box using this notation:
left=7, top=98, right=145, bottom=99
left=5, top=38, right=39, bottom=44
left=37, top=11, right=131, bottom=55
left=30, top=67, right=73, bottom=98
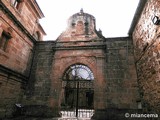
left=3, top=9, right=140, bottom=120
left=57, top=9, right=104, bottom=41
left=132, top=0, right=160, bottom=114
left=0, top=0, right=45, bottom=118
left=3, top=0, right=160, bottom=119
left=25, top=16, right=140, bottom=119
left=24, top=41, right=55, bottom=100
left=105, top=38, right=140, bottom=109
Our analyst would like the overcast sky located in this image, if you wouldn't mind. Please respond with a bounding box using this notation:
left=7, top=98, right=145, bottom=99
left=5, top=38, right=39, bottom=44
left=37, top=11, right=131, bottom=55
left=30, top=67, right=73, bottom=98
left=37, top=0, right=140, bottom=40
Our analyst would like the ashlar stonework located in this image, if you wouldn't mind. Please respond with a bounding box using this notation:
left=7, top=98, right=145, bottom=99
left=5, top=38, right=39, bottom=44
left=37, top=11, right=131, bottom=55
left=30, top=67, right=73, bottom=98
left=0, top=0, right=160, bottom=120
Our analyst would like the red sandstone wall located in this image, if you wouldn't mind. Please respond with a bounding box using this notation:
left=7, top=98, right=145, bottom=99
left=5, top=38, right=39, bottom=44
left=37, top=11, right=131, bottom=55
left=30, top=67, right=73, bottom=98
left=0, top=0, right=45, bottom=118
left=52, top=47, right=106, bottom=111
left=0, top=0, right=45, bottom=75
left=1, top=0, right=45, bottom=41
left=105, top=38, right=140, bottom=109
left=0, top=16, right=33, bottom=75
left=132, top=0, right=160, bottom=113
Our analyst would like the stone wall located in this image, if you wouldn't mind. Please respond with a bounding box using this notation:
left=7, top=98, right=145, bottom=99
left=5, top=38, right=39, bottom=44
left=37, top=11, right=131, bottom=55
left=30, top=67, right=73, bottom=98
left=92, top=37, right=141, bottom=120
left=23, top=40, right=107, bottom=117
left=0, top=0, right=45, bottom=118
left=105, top=37, right=140, bottom=109
left=23, top=41, right=56, bottom=117
left=0, top=68, right=26, bottom=118
left=25, top=38, right=140, bottom=118
left=25, top=41, right=55, bottom=103
left=52, top=40, right=106, bottom=110
left=0, top=4, right=33, bottom=119
left=0, top=14, right=34, bottom=75
left=132, top=0, right=160, bottom=113
left=54, top=40, right=106, bottom=115
left=1, top=0, right=45, bottom=40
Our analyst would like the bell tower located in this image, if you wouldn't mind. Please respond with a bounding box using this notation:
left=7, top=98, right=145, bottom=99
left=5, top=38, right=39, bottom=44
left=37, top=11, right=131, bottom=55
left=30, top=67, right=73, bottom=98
left=57, top=9, right=104, bottom=41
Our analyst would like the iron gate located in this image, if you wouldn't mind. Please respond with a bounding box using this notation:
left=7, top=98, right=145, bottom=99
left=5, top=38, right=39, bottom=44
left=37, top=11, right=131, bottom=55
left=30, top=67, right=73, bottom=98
left=61, top=64, right=94, bottom=118
left=61, top=80, right=94, bottom=118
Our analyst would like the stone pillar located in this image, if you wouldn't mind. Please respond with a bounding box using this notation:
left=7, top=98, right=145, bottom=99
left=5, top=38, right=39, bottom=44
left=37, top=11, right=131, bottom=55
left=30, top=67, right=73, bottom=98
left=49, top=78, right=61, bottom=117
left=92, top=57, right=106, bottom=118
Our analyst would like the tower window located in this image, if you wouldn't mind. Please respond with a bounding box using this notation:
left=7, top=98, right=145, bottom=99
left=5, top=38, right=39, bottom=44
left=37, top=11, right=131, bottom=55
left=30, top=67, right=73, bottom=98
left=72, top=23, right=76, bottom=27
left=11, top=0, right=22, bottom=10
left=0, top=31, right=11, bottom=51
left=84, top=22, right=88, bottom=26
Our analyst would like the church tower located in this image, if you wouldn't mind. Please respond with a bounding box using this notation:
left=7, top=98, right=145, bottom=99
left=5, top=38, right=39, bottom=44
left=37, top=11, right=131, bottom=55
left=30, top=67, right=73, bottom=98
left=57, top=9, right=104, bottom=41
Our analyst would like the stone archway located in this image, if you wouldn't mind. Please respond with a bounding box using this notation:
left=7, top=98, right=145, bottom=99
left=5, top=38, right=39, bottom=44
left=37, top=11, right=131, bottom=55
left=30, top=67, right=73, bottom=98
left=50, top=53, right=106, bottom=117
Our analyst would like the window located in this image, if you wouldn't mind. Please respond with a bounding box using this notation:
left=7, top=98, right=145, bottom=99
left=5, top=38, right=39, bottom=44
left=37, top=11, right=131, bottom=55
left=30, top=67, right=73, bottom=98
left=11, top=0, right=22, bottom=10
left=0, top=32, right=11, bottom=51
left=76, top=21, right=84, bottom=35
left=71, top=23, right=76, bottom=27
left=33, top=31, right=41, bottom=40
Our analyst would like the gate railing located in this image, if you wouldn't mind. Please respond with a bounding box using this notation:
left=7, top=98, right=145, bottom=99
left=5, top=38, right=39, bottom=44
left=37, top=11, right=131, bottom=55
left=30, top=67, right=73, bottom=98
left=62, top=80, right=94, bottom=89
left=60, top=109, right=94, bottom=118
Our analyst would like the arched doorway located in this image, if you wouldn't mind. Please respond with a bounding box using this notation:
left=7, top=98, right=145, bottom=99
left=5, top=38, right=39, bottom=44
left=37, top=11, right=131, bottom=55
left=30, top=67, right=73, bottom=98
left=61, top=64, right=94, bottom=118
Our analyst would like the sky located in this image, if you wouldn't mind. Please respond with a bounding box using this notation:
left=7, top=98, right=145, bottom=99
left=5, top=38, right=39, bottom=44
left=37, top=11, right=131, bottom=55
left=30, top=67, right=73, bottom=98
left=37, top=0, right=140, bottom=40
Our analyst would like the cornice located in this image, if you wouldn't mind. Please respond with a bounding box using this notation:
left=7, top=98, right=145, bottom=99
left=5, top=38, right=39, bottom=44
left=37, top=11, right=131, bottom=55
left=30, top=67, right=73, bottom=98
left=0, top=64, right=28, bottom=83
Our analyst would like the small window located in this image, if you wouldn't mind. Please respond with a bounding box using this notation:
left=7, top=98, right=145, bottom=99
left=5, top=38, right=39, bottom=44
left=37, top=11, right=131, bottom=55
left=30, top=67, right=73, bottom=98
left=71, top=23, right=76, bottom=27
left=0, top=32, right=11, bottom=51
left=84, top=22, right=88, bottom=26
left=33, top=31, right=41, bottom=40
left=11, top=0, right=22, bottom=10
